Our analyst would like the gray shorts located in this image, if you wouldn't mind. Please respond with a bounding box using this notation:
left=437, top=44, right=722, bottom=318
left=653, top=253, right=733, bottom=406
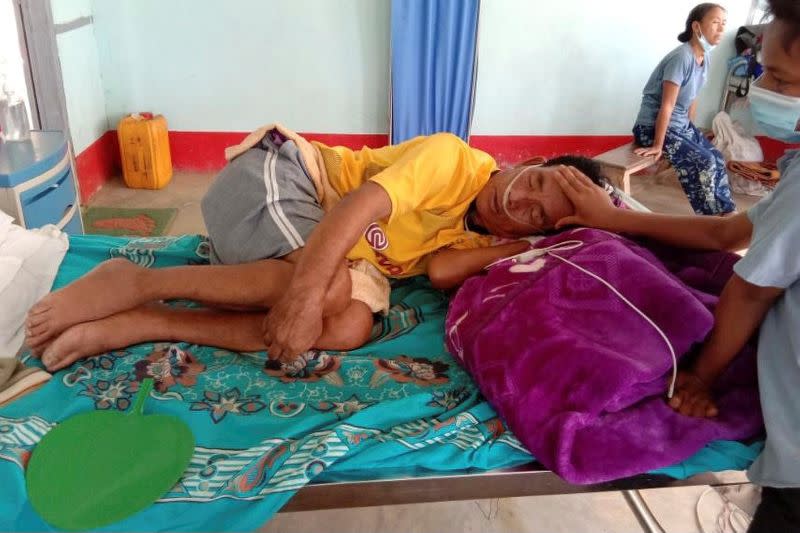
left=201, top=136, right=324, bottom=264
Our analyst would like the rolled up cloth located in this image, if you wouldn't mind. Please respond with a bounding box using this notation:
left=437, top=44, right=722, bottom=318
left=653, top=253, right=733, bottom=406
left=727, top=161, right=780, bottom=187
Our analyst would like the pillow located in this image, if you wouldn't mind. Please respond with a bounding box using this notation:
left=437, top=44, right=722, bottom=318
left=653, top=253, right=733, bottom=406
left=0, top=211, right=68, bottom=358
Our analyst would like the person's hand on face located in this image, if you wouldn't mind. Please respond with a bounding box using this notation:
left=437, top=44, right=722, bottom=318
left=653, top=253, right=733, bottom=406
left=475, top=165, right=576, bottom=237
left=552, top=166, right=617, bottom=230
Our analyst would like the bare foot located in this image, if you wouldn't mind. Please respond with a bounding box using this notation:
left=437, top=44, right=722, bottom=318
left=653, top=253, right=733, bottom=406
left=27, top=338, right=52, bottom=359
left=40, top=306, right=160, bottom=372
left=40, top=324, right=95, bottom=371
left=26, top=259, right=150, bottom=350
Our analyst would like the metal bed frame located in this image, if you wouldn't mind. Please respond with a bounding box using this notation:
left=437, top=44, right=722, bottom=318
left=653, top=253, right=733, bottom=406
left=278, top=190, right=751, bottom=531
left=282, top=463, right=749, bottom=532
left=283, top=464, right=748, bottom=512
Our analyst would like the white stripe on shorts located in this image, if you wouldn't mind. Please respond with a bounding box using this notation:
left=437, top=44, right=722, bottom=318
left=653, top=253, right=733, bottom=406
left=263, top=149, right=305, bottom=250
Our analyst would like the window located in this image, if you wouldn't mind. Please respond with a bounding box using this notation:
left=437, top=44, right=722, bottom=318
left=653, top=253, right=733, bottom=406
left=0, top=0, right=34, bottom=129
left=747, top=0, right=773, bottom=25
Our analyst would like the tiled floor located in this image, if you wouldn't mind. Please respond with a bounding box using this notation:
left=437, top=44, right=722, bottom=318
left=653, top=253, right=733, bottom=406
left=87, top=170, right=762, bottom=532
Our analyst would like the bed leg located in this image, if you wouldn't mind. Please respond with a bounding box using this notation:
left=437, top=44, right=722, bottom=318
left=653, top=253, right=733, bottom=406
left=622, top=490, right=666, bottom=533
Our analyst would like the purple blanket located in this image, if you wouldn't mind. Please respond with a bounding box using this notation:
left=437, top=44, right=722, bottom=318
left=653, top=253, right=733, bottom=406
left=445, top=228, right=762, bottom=484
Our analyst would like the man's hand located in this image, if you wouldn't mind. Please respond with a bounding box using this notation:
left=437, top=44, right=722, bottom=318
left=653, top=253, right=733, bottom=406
left=260, top=182, right=392, bottom=362
left=553, top=166, right=617, bottom=230
left=634, top=146, right=663, bottom=161
left=262, top=290, right=323, bottom=362
left=667, top=370, right=718, bottom=418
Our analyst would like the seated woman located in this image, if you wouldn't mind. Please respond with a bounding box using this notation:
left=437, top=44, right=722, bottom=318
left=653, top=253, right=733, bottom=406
left=633, top=3, right=735, bottom=215
left=24, top=130, right=612, bottom=372
left=555, top=2, right=800, bottom=524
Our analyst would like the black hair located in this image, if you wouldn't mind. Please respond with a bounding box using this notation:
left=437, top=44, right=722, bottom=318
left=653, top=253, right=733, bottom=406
left=767, top=0, right=800, bottom=51
left=677, top=3, right=725, bottom=43
left=543, top=155, right=609, bottom=189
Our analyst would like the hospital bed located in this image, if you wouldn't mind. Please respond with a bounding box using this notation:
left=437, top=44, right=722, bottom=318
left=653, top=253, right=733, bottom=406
left=0, top=191, right=758, bottom=532
left=283, top=190, right=755, bottom=532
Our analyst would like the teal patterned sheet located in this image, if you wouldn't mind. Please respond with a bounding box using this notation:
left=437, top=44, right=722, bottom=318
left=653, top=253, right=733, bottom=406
left=0, top=235, right=760, bottom=532
left=0, top=235, right=532, bottom=532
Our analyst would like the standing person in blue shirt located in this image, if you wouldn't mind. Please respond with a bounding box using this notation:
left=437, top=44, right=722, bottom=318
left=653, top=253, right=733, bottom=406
left=554, top=1, right=800, bottom=528
left=634, top=3, right=736, bottom=215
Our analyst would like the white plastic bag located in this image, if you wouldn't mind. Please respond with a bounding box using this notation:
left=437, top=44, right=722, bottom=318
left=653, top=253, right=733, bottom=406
left=729, top=174, right=773, bottom=197
left=712, top=111, right=763, bottom=162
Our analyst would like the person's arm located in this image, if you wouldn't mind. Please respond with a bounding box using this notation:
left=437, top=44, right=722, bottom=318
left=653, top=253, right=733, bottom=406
left=553, top=166, right=752, bottom=251
left=669, top=274, right=783, bottom=417
left=689, top=99, right=698, bottom=124
left=427, top=240, right=529, bottom=290
left=587, top=209, right=751, bottom=251
left=635, top=81, right=680, bottom=160
left=262, top=182, right=391, bottom=361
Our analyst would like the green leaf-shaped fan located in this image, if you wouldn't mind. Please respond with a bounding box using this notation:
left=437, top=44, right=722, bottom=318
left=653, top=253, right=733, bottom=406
left=26, top=379, right=194, bottom=530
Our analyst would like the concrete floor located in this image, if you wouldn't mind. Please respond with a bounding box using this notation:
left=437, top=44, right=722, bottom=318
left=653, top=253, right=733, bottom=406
left=88, top=170, right=761, bottom=532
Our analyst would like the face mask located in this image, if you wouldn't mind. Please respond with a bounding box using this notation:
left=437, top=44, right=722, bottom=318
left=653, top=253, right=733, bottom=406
left=697, top=30, right=715, bottom=54
left=748, top=85, right=800, bottom=143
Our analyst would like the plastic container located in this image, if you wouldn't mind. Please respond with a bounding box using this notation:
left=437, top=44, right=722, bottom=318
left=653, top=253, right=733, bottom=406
left=117, top=113, right=173, bottom=189
left=0, top=86, right=31, bottom=142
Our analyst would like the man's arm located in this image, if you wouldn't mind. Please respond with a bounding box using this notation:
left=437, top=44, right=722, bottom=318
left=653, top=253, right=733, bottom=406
left=689, top=99, right=698, bottom=124
left=670, top=274, right=782, bottom=417
left=427, top=240, right=529, bottom=290
left=263, top=182, right=391, bottom=361
left=554, top=167, right=753, bottom=251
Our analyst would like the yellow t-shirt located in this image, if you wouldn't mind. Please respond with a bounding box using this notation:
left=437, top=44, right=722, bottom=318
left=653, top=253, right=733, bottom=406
left=313, top=133, right=496, bottom=277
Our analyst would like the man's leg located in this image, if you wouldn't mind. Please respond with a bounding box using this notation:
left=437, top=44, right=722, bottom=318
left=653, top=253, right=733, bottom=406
left=26, top=250, right=352, bottom=351
left=40, top=299, right=374, bottom=372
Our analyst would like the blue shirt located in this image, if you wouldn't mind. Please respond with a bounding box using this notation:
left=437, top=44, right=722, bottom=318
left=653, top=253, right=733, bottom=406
left=635, top=43, right=708, bottom=131
left=734, top=150, right=800, bottom=488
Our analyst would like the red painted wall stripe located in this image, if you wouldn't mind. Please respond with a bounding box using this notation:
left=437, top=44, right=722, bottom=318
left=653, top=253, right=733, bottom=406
left=167, top=131, right=390, bottom=172
left=469, top=135, right=633, bottom=168
left=160, top=131, right=800, bottom=172
left=73, top=130, right=797, bottom=202
left=758, top=136, right=797, bottom=162
left=74, top=130, right=119, bottom=203
left=166, top=132, right=636, bottom=172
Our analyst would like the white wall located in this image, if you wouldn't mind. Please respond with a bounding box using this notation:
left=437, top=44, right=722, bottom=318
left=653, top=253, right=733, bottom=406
left=51, top=0, right=109, bottom=153
left=91, top=0, right=391, bottom=134
left=471, top=0, right=750, bottom=135
left=55, top=0, right=749, bottom=141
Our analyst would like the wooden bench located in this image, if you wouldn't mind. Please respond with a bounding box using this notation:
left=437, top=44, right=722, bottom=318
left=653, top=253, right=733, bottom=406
left=594, top=143, right=658, bottom=195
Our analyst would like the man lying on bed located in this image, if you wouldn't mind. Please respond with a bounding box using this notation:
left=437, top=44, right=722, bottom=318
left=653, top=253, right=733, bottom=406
left=24, top=131, right=612, bottom=371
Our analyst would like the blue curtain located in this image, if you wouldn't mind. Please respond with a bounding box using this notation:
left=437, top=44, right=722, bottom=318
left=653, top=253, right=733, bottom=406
left=390, top=0, right=480, bottom=144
